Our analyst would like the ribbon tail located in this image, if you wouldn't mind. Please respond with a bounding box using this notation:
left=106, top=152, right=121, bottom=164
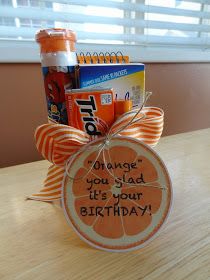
left=27, top=164, right=65, bottom=201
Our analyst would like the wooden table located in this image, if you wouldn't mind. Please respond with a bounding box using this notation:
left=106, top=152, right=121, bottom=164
left=0, top=129, right=210, bottom=280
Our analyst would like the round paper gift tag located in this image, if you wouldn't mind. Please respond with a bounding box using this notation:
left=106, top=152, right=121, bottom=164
left=62, top=136, right=172, bottom=252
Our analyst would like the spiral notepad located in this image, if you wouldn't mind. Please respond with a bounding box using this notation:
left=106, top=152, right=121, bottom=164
left=76, top=51, right=129, bottom=64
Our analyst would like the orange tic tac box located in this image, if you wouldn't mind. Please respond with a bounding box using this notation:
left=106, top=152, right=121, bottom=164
left=65, top=88, right=114, bottom=137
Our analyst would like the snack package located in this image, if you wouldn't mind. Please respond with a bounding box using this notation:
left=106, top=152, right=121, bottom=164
left=75, top=64, right=145, bottom=108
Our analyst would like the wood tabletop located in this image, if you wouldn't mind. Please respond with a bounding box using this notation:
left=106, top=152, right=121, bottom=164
left=0, top=129, right=210, bottom=280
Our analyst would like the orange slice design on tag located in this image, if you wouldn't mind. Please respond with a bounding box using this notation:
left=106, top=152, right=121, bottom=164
left=63, top=137, right=172, bottom=251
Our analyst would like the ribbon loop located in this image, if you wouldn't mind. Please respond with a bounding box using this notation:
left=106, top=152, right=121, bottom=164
left=35, top=123, right=90, bottom=166
left=35, top=106, right=163, bottom=167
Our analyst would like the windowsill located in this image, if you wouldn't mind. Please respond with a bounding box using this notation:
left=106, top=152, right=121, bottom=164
left=1, top=40, right=210, bottom=63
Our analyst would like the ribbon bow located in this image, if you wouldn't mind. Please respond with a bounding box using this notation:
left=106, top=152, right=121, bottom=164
left=29, top=105, right=164, bottom=201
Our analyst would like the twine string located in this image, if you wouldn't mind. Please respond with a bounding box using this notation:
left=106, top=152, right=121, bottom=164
left=101, top=131, right=165, bottom=190
left=106, top=91, right=151, bottom=140
left=65, top=92, right=165, bottom=190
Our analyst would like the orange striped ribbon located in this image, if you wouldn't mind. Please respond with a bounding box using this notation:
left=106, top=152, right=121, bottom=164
left=29, top=106, right=164, bottom=201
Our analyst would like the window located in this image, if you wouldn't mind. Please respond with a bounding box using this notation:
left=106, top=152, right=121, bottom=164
left=0, top=0, right=210, bottom=62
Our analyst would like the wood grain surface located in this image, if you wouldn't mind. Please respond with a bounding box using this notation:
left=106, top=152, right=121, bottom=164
left=0, top=129, right=210, bottom=280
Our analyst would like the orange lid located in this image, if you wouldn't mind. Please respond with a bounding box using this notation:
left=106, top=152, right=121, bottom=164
left=36, top=28, right=76, bottom=53
left=36, top=28, right=76, bottom=42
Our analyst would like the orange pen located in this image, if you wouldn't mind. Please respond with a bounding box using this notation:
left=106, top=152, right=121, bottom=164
left=114, top=92, right=132, bottom=120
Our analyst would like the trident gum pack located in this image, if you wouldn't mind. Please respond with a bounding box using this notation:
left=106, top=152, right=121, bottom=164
left=65, top=88, right=114, bottom=137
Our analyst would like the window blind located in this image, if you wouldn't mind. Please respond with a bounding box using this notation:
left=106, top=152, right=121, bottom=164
left=0, top=0, right=210, bottom=62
